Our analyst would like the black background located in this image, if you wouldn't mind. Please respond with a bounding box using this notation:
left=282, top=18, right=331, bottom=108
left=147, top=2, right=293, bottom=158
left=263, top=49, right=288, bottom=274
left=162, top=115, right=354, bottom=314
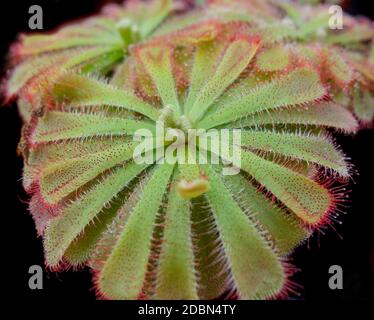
left=1, top=0, right=373, bottom=301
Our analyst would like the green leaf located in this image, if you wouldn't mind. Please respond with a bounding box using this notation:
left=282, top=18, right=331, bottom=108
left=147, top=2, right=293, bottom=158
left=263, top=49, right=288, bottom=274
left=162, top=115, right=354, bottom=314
left=255, top=45, right=290, bottom=72
left=203, top=164, right=285, bottom=299
left=155, top=166, right=198, bottom=299
left=64, top=168, right=147, bottom=266
left=188, top=37, right=260, bottom=123
left=199, top=68, right=326, bottom=129
left=53, top=73, right=160, bottom=120
left=278, top=2, right=303, bottom=26
left=136, top=45, right=180, bottom=114
left=220, top=172, right=310, bottom=255
left=44, top=162, right=148, bottom=266
left=64, top=193, right=126, bottom=266
left=28, top=138, right=126, bottom=166
left=32, top=111, right=155, bottom=144
left=97, top=164, right=174, bottom=299
left=325, top=48, right=355, bottom=88
left=326, top=25, right=374, bottom=45
left=295, top=13, right=330, bottom=39
left=18, top=18, right=123, bottom=55
left=89, top=177, right=148, bottom=272
left=240, top=129, right=349, bottom=176
left=252, top=24, right=297, bottom=43
left=183, top=40, right=225, bottom=112
left=40, top=140, right=140, bottom=204
left=152, top=18, right=221, bottom=44
left=239, top=150, right=333, bottom=225
left=226, top=103, right=358, bottom=133
left=79, top=48, right=124, bottom=74
left=136, top=0, right=172, bottom=37
left=353, top=86, right=374, bottom=123
left=188, top=166, right=233, bottom=299
left=7, top=46, right=124, bottom=98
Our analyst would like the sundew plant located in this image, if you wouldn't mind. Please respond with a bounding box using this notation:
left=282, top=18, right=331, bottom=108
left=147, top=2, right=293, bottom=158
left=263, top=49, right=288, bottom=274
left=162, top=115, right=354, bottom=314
left=4, top=0, right=374, bottom=300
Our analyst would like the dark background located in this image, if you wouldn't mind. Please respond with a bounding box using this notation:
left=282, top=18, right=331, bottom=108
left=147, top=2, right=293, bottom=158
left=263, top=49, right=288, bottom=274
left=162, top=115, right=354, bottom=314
left=1, top=0, right=373, bottom=301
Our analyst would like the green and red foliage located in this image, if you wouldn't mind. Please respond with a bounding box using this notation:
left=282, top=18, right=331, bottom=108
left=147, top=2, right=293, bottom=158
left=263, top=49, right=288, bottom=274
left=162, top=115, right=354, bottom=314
left=4, top=0, right=373, bottom=299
